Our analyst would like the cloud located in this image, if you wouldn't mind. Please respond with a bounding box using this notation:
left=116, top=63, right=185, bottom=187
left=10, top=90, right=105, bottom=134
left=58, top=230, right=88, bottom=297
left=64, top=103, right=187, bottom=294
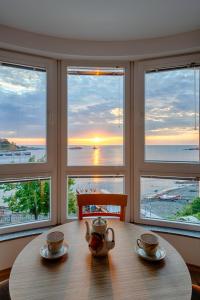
left=145, top=68, right=199, bottom=142
left=0, top=66, right=46, bottom=140
left=0, top=66, right=46, bottom=95
left=0, top=64, right=199, bottom=146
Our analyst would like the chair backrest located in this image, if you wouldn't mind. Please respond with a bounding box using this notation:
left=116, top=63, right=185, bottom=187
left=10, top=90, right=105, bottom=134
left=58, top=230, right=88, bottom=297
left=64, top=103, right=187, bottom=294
left=77, top=193, right=128, bottom=221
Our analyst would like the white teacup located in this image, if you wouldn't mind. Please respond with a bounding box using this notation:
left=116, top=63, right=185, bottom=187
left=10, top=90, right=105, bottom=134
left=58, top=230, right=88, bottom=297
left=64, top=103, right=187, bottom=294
left=137, top=233, right=158, bottom=256
left=47, top=231, right=64, bottom=254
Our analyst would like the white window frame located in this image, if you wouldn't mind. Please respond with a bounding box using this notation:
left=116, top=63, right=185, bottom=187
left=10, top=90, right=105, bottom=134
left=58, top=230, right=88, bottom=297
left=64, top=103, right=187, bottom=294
left=0, top=50, right=58, bottom=234
left=60, top=60, right=131, bottom=223
left=133, top=53, right=200, bottom=231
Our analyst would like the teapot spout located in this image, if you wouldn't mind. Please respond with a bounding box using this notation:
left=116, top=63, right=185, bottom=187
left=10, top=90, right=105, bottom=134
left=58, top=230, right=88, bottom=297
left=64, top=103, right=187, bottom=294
left=85, top=221, right=90, bottom=242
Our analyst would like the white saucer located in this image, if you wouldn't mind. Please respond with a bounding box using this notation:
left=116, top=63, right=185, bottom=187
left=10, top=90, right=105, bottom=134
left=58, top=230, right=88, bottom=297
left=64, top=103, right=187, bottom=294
left=135, top=245, right=166, bottom=262
left=40, top=243, right=68, bottom=260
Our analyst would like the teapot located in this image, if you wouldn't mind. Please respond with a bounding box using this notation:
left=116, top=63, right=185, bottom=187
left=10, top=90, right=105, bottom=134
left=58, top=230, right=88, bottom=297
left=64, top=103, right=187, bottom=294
left=85, top=217, right=115, bottom=256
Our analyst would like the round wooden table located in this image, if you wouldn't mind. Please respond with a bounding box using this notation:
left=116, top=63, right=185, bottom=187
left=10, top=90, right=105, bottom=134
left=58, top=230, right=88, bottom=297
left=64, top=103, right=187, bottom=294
left=9, top=220, right=192, bottom=300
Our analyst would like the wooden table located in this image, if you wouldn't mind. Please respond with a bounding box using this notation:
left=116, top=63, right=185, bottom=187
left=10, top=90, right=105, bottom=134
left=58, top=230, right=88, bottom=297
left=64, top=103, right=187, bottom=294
left=9, top=220, right=192, bottom=300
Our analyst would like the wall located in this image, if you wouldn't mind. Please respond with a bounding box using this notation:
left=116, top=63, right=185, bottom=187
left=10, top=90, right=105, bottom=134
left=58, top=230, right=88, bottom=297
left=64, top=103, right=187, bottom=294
left=158, top=233, right=200, bottom=266
left=0, top=236, right=35, bottom=271
left=0, top=25, right=200, bottom=60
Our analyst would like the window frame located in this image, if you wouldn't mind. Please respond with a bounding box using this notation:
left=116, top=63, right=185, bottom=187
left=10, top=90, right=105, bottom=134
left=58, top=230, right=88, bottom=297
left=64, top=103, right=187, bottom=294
left=0, top=50, right=58, bottom=234
left=60, top=60, right=131, bottom=223
left=133, top=53, right=200, bottom=231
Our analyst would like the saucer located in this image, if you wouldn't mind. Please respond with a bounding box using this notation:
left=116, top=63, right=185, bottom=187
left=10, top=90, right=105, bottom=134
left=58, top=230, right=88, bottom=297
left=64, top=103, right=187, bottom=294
left=135, top=245, right=166, bottom=261
left=40, top=243, right=68, bottom=260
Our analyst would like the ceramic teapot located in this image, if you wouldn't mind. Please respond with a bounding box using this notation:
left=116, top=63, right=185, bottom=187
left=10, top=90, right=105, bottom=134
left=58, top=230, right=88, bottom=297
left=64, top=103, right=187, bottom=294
left=85, top=217, right=115, bottom=256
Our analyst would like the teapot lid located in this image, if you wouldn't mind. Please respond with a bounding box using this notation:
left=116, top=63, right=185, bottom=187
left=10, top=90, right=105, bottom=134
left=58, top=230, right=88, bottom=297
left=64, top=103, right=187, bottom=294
left=93, top=217, right=107, bottom=226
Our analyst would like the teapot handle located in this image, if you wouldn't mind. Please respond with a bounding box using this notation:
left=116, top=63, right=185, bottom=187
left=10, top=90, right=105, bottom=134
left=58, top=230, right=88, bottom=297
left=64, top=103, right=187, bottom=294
left=106, top=227, right=115, bottom=242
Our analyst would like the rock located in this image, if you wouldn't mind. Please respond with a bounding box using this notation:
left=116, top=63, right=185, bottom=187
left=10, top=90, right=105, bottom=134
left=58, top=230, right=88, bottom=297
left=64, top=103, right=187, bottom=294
left=177, top=216, right=200, bottom=223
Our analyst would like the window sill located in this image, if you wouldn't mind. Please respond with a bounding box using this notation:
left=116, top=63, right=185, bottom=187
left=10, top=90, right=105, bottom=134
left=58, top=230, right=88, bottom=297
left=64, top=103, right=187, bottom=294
left=135, top=223, right=200, bottom=239
left=0, top=226, right=54, bottom=243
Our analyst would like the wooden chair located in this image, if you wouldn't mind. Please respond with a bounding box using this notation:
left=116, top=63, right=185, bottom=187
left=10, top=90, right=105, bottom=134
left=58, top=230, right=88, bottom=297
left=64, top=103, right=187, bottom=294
left=77, top=193, right=128, bottom=221
left=192, top=284, right=200, bottom=300
left=0, top=279, right=10, bottom=300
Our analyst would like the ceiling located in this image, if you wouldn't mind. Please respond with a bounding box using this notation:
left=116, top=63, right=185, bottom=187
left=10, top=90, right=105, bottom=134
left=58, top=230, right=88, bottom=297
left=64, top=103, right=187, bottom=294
left=0, top=0, right=200, bottom=42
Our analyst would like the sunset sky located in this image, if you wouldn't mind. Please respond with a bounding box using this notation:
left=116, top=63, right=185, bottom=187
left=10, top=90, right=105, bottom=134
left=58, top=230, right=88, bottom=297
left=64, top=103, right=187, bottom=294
left=0, top=65, right=199, bottom=146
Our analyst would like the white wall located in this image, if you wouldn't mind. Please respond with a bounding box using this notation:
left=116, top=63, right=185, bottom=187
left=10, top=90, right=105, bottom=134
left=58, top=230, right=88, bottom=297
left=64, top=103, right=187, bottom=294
left=0, top=25, right=200, bottom=60
left=0, top=232, right=199, bottom=271
left=158, top=233, right=200, bottom=267
left=0, top=236, right=36, bottom=271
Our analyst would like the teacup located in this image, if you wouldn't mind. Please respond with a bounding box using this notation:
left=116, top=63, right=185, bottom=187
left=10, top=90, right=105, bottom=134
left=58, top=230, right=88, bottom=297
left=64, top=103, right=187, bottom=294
left=47, top=231, right=64, bottom=254
left=137, top=233, right=158, bottom=256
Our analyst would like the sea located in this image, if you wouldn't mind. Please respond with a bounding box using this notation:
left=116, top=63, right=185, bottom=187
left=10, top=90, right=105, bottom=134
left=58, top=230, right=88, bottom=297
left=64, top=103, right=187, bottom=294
left=0, top=145, right=200, bottom=220
left=0, top=144, right=199, bottom=165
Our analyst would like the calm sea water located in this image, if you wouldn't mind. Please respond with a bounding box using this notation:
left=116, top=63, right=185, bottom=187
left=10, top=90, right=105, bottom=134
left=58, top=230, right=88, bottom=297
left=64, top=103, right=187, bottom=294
left=146, top=145, right=200, bottom=162
left=0, top=144, right=199, bottom=165
left=0, top=145, right=200, bottom=222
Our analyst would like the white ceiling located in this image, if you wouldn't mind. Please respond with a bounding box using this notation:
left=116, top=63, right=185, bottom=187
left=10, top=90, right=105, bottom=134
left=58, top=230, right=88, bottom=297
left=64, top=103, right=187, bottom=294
left=0, top=0, right=200, bottom=42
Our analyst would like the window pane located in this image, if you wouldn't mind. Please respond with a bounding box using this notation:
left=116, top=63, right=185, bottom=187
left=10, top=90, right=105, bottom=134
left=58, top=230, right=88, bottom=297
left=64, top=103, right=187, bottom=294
left=140, top=176, right=200, bottom=225
left=67, top=175, right=124, bottom=218
left=0, top=177, right=50, bottom=227
left=145, top=68, right=200, bottom=162
left=67, top=67, right=124, bottom=166
left=0, top=63, right=47, bottom=164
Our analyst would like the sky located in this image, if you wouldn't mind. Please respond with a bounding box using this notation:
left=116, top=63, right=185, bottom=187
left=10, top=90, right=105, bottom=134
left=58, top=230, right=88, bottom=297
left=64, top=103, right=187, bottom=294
left=0, top=65, right=46, bottom=145
left=0, top=64, right=199, bottom=146
left=145, top=69, right=199, bottom=145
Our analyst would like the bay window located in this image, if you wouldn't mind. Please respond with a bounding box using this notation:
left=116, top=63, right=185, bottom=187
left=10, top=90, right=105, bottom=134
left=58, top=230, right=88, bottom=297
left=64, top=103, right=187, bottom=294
left=60, top=61, right=130, bottom=222
left=134, top=53, right=200, bottom=230
left=0, top=50, right=57, bottom=234
left=1, top=49, right=199, bottom=235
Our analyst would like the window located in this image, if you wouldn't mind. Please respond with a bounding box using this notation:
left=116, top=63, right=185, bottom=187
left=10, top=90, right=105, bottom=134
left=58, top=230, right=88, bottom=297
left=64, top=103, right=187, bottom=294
left=67, top=175, right=124, bottom=218
left=3, top=50, right=199, bottom=235
left=67, top=67, right=124, bottom=166
left=140, top=176, right=200, bottom=225
left=0, top=177, right=51, bottom=228
left=134, top=54, right=200, bottom=230
left=145, top=67, right=199, bottom=162
left=0, top=63, right=47, bottom=164
left=0, top=50, right=57, bottom=234
left=61, top=61, right=130, bottom=223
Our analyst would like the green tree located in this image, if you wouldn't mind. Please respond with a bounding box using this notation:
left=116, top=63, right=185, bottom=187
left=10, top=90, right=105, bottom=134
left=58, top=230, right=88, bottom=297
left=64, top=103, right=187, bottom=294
left=2, top=179, right=49, bottom=220
left=176, top=197, right=200, bottom=220
left=68, top=178, right=77, bottom=215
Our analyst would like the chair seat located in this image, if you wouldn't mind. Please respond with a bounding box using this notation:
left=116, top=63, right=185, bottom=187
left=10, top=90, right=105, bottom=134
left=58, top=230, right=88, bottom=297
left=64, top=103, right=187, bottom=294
left=0, top=279, right=11, bottom=300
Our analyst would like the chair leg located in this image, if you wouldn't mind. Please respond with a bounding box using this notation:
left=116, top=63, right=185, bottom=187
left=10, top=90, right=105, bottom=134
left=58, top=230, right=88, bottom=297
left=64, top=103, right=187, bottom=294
left=0, top=279, right=11, bottom=300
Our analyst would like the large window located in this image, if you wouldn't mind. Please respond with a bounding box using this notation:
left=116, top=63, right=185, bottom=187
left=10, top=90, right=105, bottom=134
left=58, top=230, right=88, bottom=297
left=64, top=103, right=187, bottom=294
left=145, top=67, right=199, bottom=162
left=2, top=50, right=199, bottom=234
left=0, top=50, right=57, bottom=234
left=0, top=62, right=47, bottom=164
left=61, top=62, right=130, bottom=222
left=67, top=67, right=124, bottom=166
left=134, top=54, right=200, bottom=230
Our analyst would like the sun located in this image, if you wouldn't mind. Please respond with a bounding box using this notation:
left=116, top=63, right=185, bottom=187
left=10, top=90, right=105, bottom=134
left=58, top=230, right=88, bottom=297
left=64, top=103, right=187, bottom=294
left=91, top=137, right=104, bottom=144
